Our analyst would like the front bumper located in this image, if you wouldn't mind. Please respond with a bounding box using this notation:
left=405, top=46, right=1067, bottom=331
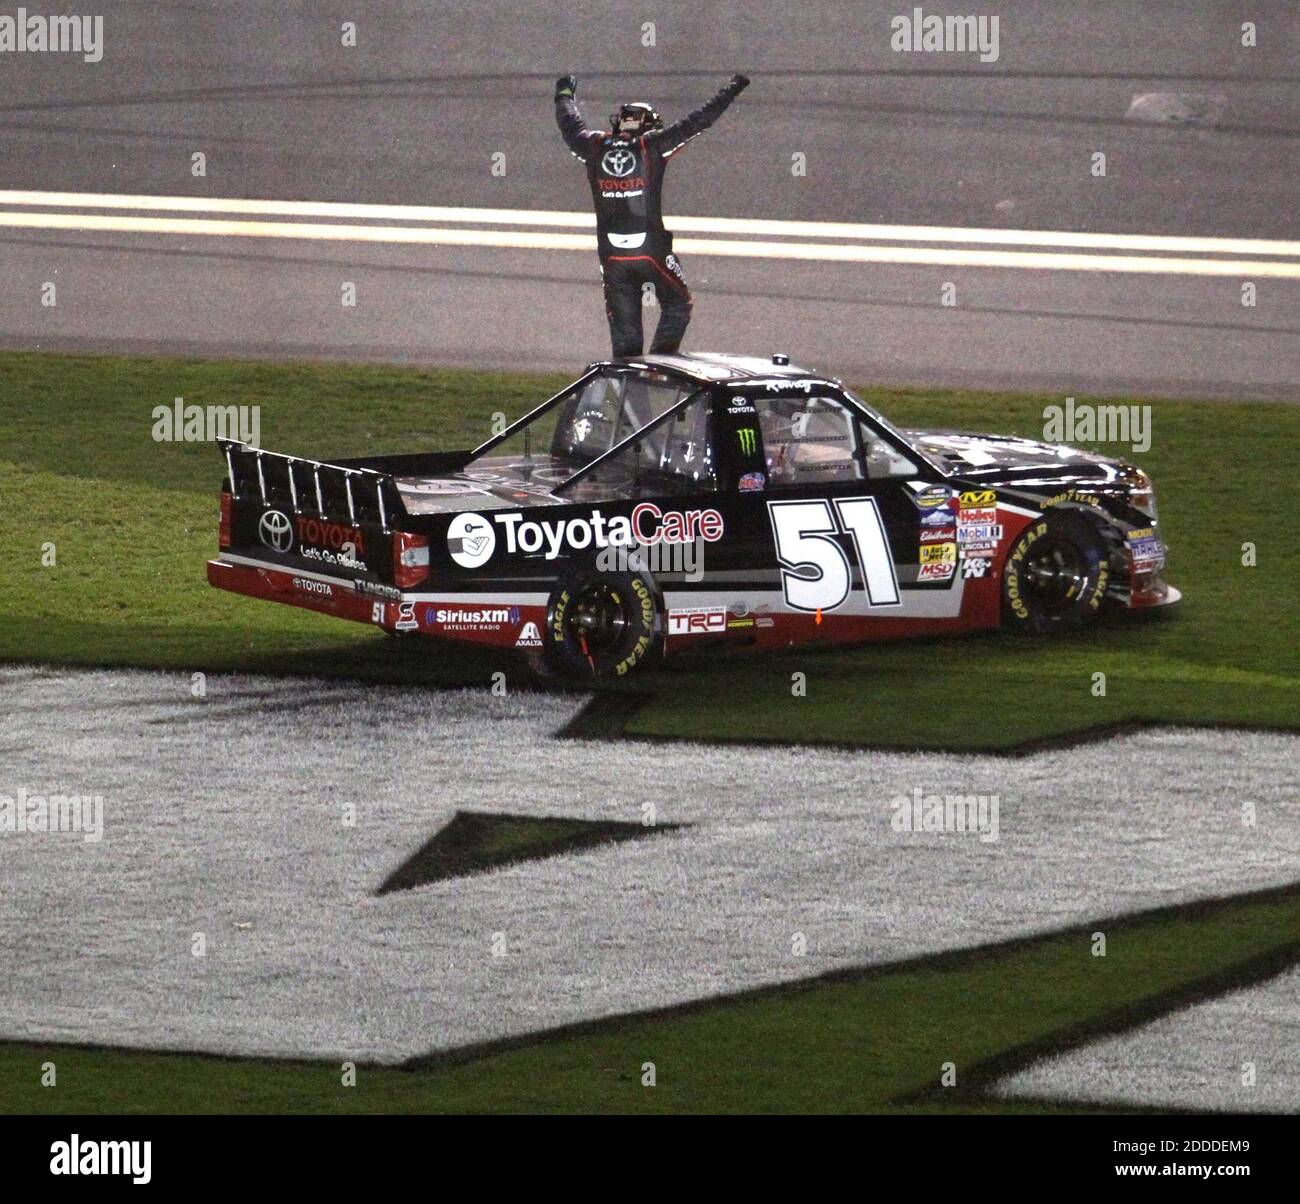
left=1128, top=576, right=1182, bottom=610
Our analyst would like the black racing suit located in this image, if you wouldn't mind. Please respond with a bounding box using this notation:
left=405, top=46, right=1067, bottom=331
left=556, top=82, right=743, bottom=357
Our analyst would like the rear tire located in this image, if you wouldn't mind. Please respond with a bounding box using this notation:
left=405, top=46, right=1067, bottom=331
left=1002, top=513, right=1111, bottom=634
left=544, top=567, right=660, bottom=678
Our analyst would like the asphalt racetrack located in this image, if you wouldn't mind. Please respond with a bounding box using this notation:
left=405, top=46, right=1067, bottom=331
left=1, top=1, right=1297, bottom=398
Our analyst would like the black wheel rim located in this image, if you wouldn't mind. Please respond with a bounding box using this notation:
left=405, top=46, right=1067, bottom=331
left=566, top=583, right=631, bottom=660
left=1020, top=538, right=1089, bottom=616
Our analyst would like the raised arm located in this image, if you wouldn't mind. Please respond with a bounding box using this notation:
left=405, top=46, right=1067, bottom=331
left=654, top=74, right=750, bottom=158
left=554, top=74, right=600, bottom=159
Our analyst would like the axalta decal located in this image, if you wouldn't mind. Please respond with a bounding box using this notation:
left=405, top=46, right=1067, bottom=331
left=454, top=506, right=725, bottom=563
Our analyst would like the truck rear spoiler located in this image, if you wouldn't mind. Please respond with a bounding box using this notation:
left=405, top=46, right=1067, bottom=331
left=218, top=438, right=409, bottom=530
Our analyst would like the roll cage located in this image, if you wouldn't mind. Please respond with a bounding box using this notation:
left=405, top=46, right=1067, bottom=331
left=465, top=363, right=950, bottom=496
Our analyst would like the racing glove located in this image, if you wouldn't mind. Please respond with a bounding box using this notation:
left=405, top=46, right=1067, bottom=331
left=554, top=74, right=577, bottom=101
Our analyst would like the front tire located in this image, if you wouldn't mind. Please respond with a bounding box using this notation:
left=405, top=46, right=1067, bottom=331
left=544, top=567, right=660, bottom=678
left=1002, top=513, right=1111, bottom=634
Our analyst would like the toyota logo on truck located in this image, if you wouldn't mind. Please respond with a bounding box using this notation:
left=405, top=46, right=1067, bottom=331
left=258, top=510, right=293, bottom=553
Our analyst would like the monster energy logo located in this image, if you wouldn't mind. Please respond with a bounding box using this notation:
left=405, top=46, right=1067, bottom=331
left=737, top=428, right=757, bottom=456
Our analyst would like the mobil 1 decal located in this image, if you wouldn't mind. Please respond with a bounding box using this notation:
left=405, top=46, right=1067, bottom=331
left=767, top=497, right=900, bottom=613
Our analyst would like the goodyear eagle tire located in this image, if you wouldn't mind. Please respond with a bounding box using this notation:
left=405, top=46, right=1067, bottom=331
left=1002, top=513, right=1110, bottom=635
left=544, top=568, right=660, bottom=678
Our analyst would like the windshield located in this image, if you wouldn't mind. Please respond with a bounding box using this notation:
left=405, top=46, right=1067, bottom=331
left=468, top=369, right=699, bottom=481
left=839, top=387, right=952, bottom=477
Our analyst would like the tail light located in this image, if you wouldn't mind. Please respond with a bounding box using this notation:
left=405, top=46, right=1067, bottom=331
left=392, top=531, right=430, bottom=588
left=219, top=491, right=232, bottom=550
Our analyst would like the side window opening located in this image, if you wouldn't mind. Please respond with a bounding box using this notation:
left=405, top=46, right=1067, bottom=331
left=862, top=437, right=919, bottom=480
left=754, top=394, right=919, bottom=485
left=755, top=394, right=864, bottom=485
left=564, top=393, right=716, bottom=500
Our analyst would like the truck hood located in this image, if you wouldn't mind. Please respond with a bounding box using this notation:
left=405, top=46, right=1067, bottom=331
left=905, top=429, right=1132, bottom=488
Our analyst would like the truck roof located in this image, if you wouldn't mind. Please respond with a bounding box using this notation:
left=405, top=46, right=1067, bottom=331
left=588, top=351, right=838, bottom=387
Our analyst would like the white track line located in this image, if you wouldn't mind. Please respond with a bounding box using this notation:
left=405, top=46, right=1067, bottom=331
left=1, top=189, right=1298, bottom=258
left=2, top=209, right=1299, bottom=278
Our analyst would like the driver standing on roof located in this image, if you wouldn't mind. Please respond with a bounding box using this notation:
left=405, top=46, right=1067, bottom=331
left=554, top=73, right=749, bottom=359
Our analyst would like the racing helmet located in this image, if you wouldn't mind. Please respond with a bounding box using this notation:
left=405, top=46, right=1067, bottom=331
left=610, top=101, right=663, bottom=137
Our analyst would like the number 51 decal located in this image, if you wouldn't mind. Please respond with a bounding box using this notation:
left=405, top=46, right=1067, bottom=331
left=767, top=497, right=900, bottom=613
